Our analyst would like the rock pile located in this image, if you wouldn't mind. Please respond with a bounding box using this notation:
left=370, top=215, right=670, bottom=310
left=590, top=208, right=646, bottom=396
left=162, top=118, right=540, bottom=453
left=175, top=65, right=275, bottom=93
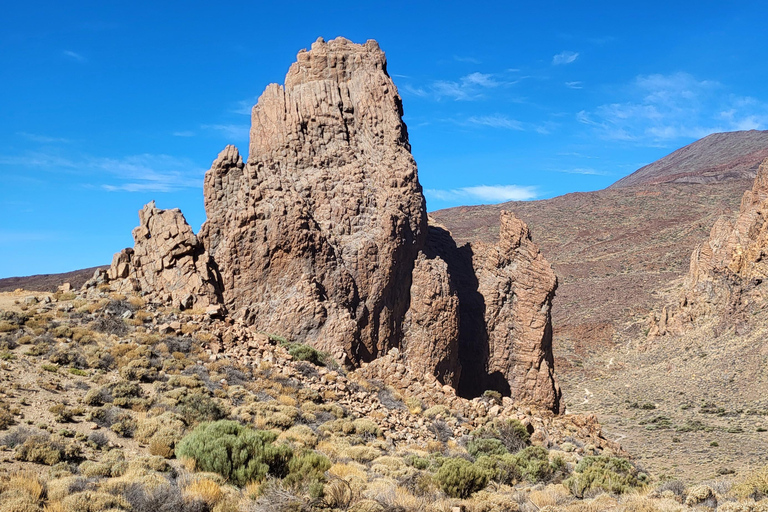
left=105, top=201, right=222, bottom=310
left=104, top=37, right=562, bottom=412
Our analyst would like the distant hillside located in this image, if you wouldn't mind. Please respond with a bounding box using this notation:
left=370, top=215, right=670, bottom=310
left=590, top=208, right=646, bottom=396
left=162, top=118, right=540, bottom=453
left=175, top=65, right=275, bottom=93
left=610, top=129, right=768, bottom=188
left=0, top=266, right=106, bottom=293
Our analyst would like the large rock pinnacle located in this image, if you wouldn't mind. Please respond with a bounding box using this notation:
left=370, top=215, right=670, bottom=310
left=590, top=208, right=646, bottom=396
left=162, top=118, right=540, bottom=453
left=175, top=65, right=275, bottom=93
left=106, top=37, right=563, bottom=412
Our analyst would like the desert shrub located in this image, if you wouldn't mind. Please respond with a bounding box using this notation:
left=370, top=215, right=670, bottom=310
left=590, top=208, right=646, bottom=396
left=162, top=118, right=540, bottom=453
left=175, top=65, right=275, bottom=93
left=284, top=450, right=331, bottom=488
left=435, top=457, right=493, bottom=499
left=79, top=449, right=127, bottom=477
left=471, top=418, right=530, bottom=454
left=468, top=437, right=507, bottom=458
left=278, top=425, right=318, bottom=449
left=109, top=380, right=144, bottom=406
left=86, top=431, right=109, bottom=450
left=483, top=389, right=502, bottom=404
left=61, top=490, right=130, bottom=511
left=0, top=400, right=15, bottom=430
left=49, top=345, right=87, bottom=369
left=733, top=466, right=768, bottom=499
left=175, top=419, right=294, bottom=486
left=508, top=445, right=553, bottom=483
left=90, top=315, right=128, bottom=336
left=135, top=411, right=186, bottom=458
left=15, top=433, right=80, bottom=465
left=2, top=426, right=37, bottom=447
left=176, top=393, right=227, bottom=426
left=49, top=404, right=77, bottom=423
left=565, top=455, right=645, bottom=497
left=429, top=419, right=453, bottom=443
left=423, top=405, right=450, bottom=419
left=87, top=406, right=136, bottom=437
left=82, top=387, right=111, bottom=407
left=285, top=342, right=327, bottom=366
left=122, top=481, right=185, bottom=512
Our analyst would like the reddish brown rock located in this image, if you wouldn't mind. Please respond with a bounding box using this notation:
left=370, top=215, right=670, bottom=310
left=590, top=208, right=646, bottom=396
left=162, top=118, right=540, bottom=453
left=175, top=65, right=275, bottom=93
left=472, top=212, right=562, bottom=412
left=402, top=250, right=461, bottom=387
left=105, top=37, right=563, bottom=412
left=107, top=201, right=221, bottom=309
left=660, top=158, right=768, bottom=330
left=199, top=37, right=426, bottom=363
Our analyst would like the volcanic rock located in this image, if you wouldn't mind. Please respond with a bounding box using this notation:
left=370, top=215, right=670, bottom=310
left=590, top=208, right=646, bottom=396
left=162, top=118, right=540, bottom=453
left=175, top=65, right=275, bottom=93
left=106, top=37, right=562, bottom=412
left=199, top=37, right=426, bottom=362
left=654, top=158, right=768, bottom=332
left=107, top=201, right=222, bottom=309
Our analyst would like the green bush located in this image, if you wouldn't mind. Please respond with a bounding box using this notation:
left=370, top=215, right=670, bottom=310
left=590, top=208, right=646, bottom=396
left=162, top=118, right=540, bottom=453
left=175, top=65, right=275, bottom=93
left=564, top=455, right=645, bottom=497
left=175, top=419, right=293, bottom=486
left=467, top=437, right=507, bottom=458
left=471, top=418, right=530, bottom=454
left=176, top=393, right=227, bottom=426
left=509, top=445, right=552, bottom=483
left=435, top=457, right=493, bottom=499
left=284, top=450, right=331, bottom=488
left=286, top=343, right=327, bottom=366
left=15, top=434, right=80, bottom=465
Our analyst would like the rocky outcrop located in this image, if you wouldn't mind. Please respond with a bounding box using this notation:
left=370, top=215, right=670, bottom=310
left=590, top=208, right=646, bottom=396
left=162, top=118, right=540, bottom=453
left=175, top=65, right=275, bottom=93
left=107, top=37, right=562, bottom=412
left=107, top=201, right=221, bottom=309
left=651, top=158, right=768, bottom=334
left=199, top=37, right=426, bottom=364
left=474, top=212, right=561, bottom=411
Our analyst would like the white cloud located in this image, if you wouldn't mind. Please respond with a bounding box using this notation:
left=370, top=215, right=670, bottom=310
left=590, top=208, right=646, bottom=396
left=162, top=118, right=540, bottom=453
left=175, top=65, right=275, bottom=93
left=403, top=72, right=507, bottom=101
left=0, top=151, right=205, bottom=193
left=553, top=51, right=579, bottom=65
left=426, top=185, right=537, bottom=204
left=172, top=131, right=195, bottom=137
left=454, top=55, right=481, bottom=64
left=232, top=98, right=258, bottom=115
left=62, top=50, right=87, bottom=63
left=565, top=81, right=583, bottom=89
left=577, top=72, right=768, bottom=144
left=466, top=115, right=524, bottom=130
left=555, top=168, right=610, bottom=176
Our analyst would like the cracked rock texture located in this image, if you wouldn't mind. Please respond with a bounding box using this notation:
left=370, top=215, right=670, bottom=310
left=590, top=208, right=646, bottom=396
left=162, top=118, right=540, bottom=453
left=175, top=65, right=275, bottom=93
left=107, top=37, right=562, bottom=412
left=107, top=201, right=222, bottom=309
left=651, top=158, right=768, bottom=335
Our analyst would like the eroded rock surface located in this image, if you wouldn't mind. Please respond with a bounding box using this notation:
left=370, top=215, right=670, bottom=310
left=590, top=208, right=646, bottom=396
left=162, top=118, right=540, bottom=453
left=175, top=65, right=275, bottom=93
left=652, top=158, right=768, bottom=334
left=107, top=201, right=221, bottom=309
left=107, top=37, right=562, bottom=412
left=199, top=37, right=426, bottom=364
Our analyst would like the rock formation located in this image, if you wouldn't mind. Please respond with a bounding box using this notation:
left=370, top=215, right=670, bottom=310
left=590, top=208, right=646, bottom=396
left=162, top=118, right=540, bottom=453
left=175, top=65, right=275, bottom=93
left=106, top=201, right=222, bottom=309
left=199, top=37, right=426, bottom=364
left=106, top=37, right=562, bottom=412
left=651, top=157, right=768, bottom=334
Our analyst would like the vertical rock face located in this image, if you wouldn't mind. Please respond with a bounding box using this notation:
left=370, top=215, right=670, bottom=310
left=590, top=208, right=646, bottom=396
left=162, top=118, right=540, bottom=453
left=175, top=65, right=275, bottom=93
left=107, top=37, right=563, bottom=412
left=654, top=158, right=768, bottom=332
left=199, top=37, right=427, bottom=362
left=107, top=201, right=222, bottom=309
left=473, top=212, right=561, bottom=411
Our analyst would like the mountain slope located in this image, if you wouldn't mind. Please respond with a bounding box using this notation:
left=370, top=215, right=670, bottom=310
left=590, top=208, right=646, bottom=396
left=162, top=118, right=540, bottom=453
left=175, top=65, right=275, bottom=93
left=610, top=130, right=768, bottom=188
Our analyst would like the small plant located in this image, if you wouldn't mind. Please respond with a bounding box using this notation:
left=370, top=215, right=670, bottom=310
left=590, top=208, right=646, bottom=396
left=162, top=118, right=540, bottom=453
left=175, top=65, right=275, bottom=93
left=435, top=457, right=493, bottom=498
left=175, top=419, right=293, bottom=486
left=68, top=367, right=88, bottom=376
left=41, top=363, right=59, bottom=373
left=565, top=455, right=646, bottom=497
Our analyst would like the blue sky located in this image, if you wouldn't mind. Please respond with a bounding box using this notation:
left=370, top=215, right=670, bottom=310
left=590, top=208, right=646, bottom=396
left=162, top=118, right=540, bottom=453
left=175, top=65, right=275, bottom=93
left=2, top=1, right=768, bottom=277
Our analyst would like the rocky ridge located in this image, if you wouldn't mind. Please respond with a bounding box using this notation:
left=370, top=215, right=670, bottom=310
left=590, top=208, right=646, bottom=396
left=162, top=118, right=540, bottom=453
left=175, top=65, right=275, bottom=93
left=104, top=37, right=562, bottom=412
left=650, top=157, right=768, bottom=335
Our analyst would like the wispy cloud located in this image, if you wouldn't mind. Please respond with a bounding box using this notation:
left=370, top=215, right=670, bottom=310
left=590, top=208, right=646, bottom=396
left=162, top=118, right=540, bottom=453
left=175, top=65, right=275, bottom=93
left=577, top=72, right=768, bottom=144
left=555, top=168, right=610, bottom=176
left=0, top=151, right=205, bottom=193
left=454, top=55, right=481, bottom=64
left=426, top=185, right=537, bottom=204
left=565, top=81, right=583, bottom=89
left=17, top=132, right=71, bottom=143
left=232, top=98, right=257, bottom=115
left=62, top=50, right=87, bottom=63
left=172, top=131, right=195, bottom=137
left=403, top=72, right=510, bottom=101
left=201, top=123, right=250, bottom=140
left=553, top=51, right=579, bottom=65
left=466, top=115, right=524, bottom=130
